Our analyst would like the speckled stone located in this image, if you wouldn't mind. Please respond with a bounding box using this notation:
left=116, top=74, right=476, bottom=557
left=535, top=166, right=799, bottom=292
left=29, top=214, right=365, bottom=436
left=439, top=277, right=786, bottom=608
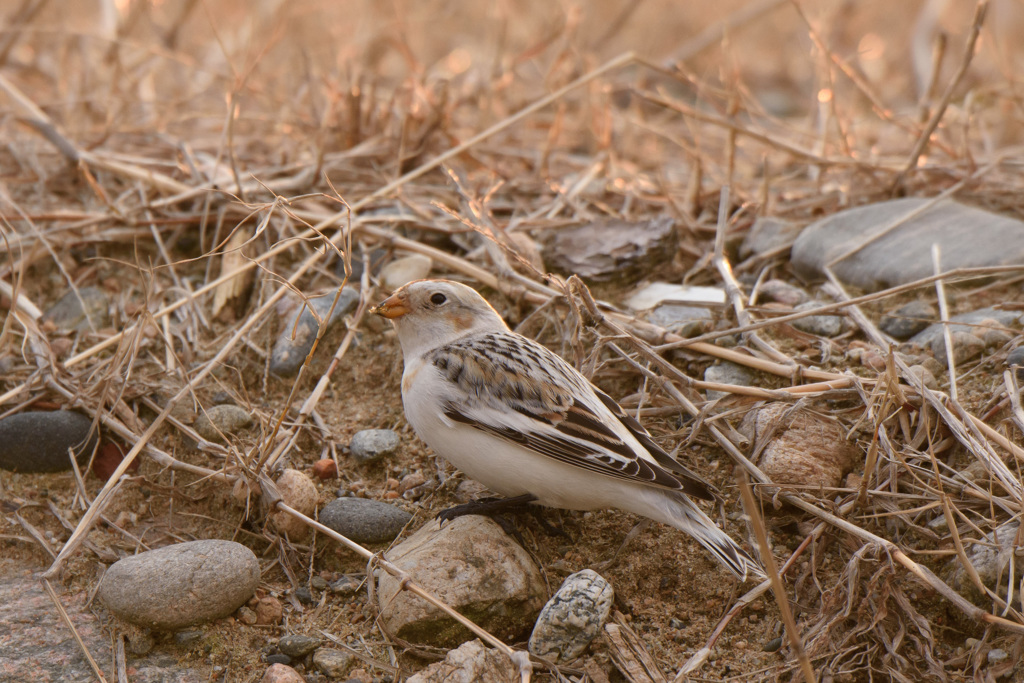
left=528, top=569, right=614, bottom=663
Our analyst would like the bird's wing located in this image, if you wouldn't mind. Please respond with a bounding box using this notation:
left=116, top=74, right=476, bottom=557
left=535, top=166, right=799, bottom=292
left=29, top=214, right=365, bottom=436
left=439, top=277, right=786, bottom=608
left=428, top=332, right=717, bottom=501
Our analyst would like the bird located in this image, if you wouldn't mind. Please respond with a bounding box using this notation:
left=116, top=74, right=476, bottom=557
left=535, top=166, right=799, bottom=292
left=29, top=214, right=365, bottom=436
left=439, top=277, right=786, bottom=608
left=370, top=278, right=765, bottom=581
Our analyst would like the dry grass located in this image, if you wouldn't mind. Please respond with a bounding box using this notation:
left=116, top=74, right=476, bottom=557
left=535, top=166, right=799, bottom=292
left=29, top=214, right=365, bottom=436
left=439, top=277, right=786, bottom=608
left=3, top=0, right=1024, bottom=681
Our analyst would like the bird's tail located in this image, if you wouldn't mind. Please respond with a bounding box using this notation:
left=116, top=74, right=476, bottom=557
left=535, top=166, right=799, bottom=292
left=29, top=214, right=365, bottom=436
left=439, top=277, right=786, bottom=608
left=635, top=491, right=766, bottom=581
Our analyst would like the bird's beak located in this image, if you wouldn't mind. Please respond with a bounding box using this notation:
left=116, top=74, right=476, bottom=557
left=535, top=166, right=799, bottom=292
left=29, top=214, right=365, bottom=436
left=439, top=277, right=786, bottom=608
left=370, top=292, right=411, bottom=319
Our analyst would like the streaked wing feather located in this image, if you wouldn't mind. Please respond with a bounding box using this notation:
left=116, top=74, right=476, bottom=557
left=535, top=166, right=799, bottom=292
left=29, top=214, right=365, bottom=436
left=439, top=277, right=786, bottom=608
left=431, top=332, right=716, bottom=499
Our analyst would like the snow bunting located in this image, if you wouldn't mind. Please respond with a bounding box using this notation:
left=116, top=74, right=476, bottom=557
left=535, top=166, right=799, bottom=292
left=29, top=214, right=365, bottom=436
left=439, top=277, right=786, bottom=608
left=371, top=279, right=765, bottom=581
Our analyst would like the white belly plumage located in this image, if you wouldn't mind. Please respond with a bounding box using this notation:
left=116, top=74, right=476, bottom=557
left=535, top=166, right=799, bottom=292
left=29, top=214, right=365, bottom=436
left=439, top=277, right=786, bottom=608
left=402, top=358, right=642, bottom=511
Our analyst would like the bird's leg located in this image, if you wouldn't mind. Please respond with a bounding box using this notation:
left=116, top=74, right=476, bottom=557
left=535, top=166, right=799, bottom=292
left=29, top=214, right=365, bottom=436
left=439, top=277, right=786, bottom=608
left=436, top=493, right=539, bottom=525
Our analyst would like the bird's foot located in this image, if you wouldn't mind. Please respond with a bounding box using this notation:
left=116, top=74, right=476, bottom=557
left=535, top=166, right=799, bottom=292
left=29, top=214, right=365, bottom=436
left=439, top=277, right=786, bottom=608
left=436, top=493, right=538, bottom=525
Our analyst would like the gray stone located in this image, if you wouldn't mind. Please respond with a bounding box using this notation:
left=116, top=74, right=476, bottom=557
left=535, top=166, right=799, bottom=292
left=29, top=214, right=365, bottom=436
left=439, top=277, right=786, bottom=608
left=740, top=217, right=803, bottom=259
left=528, top=569, right=614, bottom=663
left=173, top=630, right=204, bottom=647
left=349, top=429, right=399, bottom=463
left=320, top=497, right=412, bottom=544
left=952, top=520, right=1021, bottom=597
left=704, top=362, right=755, bottom=401
left=758, top=279, right=808, bottom=306
left=792, top=198, right=1024, bottom=291
left=0, top=411, right=98, bottom=473
left=42, top=286, right=109, bottom=332
left=1007, top=346, right=1024, bottom=375
left=329, top=575, right=362, bottom=595
left=930, top=331, right=986, bottom=364
left=312, top=648, right=353, bottom=678
left=547, top=217, right=677, bottom=283
left=278, top=634, right=320, bottom=658
left=909, top=307, right=1023, bottom=350
left=97, top=540, right=259, bottom=630
left=880, top=301, right=935, bottom=340
left=648, top=304, right=713, bottom=338
left=988, top=648, right=1009, bottom=663
left=407, top=639, right=517, bottom=683
left=194, top=404, right=253, bottom=442
left=791, top=302, right=843, bottom=337
left=271, top=288, right=359, bottom=377
left=377, top=516, right=546, bottom=646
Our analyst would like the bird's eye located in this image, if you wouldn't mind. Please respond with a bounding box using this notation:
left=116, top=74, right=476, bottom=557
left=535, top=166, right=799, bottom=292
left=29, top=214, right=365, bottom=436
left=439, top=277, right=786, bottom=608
left=430, top=293, right=447, bottom=305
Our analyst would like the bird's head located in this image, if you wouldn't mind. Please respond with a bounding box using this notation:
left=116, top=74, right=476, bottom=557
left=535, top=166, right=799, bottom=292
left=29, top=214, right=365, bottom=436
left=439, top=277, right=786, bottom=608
left=371, top=279, right=508, bottom=357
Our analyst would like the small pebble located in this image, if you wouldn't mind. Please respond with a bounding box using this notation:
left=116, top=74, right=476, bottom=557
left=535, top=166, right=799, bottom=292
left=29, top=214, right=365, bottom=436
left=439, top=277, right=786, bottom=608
left=271, top=469, right=319, bottom=539
left=41, top=286, right=110, bottom=332
left=319, top=497, right=412, bottom=544
left=173, top=630, right=204, bottom=647
left=988, top=648, right=1008, bottom=663
left=256, top=596, right=283, bottom=625
left=279, top=634, right=321, bottom=659
left=310, top=576, right=329, bottom=591
left=194, top=404, right=253, bottom=442
left=1006, top=346, right=1024, bottom=377
left=704, top=362, right=755, bottom=402
left=261, top=663, right=305, bottom=683
left=763, top=636, right=783, bottom=653
left=313, top=459, right=338, bottom=480
left=265, top=654, right=292, bottom=666
left=879, top=301, right=935, bottom=340
left=237, top=606, right=258, bottom=625
left=381, top=254, right=432, bottom=291
left=758, top=279, right=808, bottom=306
left=330, top=575, right=362, bottom=595
left=294, top=587, right=314, bottom=604
left=930, top=331, right=986, bottom=364
left=349, top=429, right=400, bottom=463
left=792, top=302, right=843, bottom=337
left=313, top=648, right=354, bottom=678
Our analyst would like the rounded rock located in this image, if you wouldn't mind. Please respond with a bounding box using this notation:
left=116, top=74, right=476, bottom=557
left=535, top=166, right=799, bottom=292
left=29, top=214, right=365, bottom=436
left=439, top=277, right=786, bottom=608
left=792, top=302, right=843, bottom=338
left=313, top=648, right=353, bottom=678
left=278, top=634, right=321, bottom=659
left=97, top=540, right=259, bottom=630
left=320, top=497, right=412, bottom=544
left=381, top=254, right=432, bottom=291
left=0, top=411, right=98, bottom=473
left=879, top=301, right=935, bottom=340
left=271, top=469, right=319, bottom=539
left=528, top=569, right=614, bottom=663
left=740, top=403, right=860, bottom=490
left=42, top=286, right=110, bottom=332
left=1006, top=346, right=1024, bottom=374
left=261, top=663, right=305, bottom=683
left=349, top=429, right=400, bottom=463
left=377, top=516, right=546, bottom=647
left=194, top=404, right=253, bottom=442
